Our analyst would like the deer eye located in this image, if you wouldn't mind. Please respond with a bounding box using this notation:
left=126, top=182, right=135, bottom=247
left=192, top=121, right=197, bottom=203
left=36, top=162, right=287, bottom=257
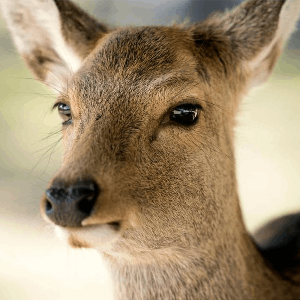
left=57, top=103, right=72, bottom=125
left=170, top=104, right=201, bottom=125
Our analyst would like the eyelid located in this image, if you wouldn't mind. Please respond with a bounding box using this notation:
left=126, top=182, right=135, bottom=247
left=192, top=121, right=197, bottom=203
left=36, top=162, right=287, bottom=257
left=52, top=102, right=72, bottom=115
left=52, top=96, right=71, bottom=111
left=52, top=102, right=60, bottom=111
left=160, top=99, right=202, bottom=125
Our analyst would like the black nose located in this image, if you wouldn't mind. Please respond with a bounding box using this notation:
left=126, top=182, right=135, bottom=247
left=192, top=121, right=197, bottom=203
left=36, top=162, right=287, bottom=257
left=44, top=180, right=98, bottom=227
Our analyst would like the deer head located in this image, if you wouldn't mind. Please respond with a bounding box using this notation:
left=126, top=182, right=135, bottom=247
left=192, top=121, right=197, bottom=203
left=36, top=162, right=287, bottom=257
left=2, top=0, right=300, bottom=299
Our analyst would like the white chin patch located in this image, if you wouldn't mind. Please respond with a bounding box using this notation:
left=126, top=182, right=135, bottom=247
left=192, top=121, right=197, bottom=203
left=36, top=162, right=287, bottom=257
left=54, top=224, right=119, bottom=248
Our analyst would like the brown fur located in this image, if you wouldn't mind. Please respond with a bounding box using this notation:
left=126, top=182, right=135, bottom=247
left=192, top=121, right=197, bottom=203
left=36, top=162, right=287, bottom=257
left=1, top=0, right=300, bottom=299
left=68, top=234, right=90, bottom=249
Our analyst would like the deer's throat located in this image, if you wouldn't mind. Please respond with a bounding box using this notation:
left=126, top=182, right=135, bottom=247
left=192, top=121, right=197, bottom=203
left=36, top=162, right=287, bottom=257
left=102, top=233, right=295, bottom=300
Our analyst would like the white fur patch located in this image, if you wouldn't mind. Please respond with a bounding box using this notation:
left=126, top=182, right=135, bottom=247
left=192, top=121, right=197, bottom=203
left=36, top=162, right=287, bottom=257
left=248, top=0, right=300, bottom=87
left=55, top=224, right=120, bottom=248
left=1, top=0, right=82, bottom=90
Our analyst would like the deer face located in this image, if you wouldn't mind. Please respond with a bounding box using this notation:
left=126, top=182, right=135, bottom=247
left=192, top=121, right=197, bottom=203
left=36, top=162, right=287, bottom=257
left=2, top=0, right=299, bottom=263
left=40, top=27, right=239, bottom=260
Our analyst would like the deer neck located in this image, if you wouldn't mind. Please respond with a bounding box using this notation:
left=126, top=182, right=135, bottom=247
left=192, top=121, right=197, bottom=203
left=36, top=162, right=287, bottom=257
left=102, top=220, right=296, bottom=300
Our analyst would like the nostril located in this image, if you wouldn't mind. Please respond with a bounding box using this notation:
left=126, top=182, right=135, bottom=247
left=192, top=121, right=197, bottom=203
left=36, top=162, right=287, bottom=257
left=45, top=199, right=53, bottom=212
left=44, top=179, right=99, bottom=227
left=70, top=182, right=98, bottom=218
left=77, top=196, right=96, bottom=215
left=72, top=183, right=97, bottom=215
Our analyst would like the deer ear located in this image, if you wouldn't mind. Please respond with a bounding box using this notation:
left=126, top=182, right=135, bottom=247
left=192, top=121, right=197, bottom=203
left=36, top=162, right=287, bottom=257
left=194, top=0, right=300, bottom=87
left=1, top=0, right=109, bottom=92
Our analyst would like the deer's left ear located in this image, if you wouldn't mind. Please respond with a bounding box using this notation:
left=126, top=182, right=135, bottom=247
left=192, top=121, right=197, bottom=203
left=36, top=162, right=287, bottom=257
left=193, top=0, right=300, bottom=87
left=1, top=0, right=109, bottom=92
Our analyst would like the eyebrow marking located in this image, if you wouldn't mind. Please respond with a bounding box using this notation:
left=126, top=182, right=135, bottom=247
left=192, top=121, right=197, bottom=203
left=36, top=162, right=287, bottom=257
left=147, top=74, right=202, bottom=93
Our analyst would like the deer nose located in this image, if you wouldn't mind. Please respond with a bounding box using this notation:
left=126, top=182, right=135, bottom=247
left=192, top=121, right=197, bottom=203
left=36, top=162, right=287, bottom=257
left=44, top=180, right=98, bottom=227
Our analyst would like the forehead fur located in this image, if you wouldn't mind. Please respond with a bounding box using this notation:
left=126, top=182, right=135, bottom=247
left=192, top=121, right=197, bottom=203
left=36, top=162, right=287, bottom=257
left=93, top=26, right=196, bottom=77
left=71, top=26, right=207, bottom=97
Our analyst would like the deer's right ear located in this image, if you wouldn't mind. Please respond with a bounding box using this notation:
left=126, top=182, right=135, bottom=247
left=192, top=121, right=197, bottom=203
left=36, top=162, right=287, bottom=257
left=1, top=0, right=109, bottom=92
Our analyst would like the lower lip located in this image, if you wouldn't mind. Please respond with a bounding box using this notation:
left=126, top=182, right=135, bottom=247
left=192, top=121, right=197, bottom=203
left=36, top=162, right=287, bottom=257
left=55, top=223, right=120, bottom=247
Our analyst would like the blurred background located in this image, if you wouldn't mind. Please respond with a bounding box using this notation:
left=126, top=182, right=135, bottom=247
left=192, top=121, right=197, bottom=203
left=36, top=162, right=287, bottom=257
left=0, top=1, right=299, bottom=299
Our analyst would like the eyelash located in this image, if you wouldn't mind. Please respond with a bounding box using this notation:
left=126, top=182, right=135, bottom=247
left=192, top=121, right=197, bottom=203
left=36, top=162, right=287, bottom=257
left=54, top=103, right=72, bottom=125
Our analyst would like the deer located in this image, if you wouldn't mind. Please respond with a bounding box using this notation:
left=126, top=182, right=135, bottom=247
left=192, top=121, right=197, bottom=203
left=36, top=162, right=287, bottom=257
left=1, top=0, right=300, bottom=299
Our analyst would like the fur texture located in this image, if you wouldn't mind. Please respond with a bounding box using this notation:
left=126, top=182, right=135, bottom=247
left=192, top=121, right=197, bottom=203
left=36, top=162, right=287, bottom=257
left=1, top=0, right=300, bottom=299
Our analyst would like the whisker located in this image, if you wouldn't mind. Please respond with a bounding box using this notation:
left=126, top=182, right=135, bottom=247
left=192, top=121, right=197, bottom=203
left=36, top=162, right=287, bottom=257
left=11, top=91, right=56, bottom=98
left=29, top=137, right=62, bottom=176
left=199, top=138, right=234, bottom=163
left=196, top=125, right=230, bottom=143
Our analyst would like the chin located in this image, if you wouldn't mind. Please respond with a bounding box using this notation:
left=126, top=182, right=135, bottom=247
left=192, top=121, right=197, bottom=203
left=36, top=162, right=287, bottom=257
left=54, top=223, right=120, bottom=249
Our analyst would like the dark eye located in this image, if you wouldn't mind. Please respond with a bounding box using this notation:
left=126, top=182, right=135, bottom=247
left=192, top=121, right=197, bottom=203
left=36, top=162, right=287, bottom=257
left=57, top=103, right=72, bottom=125
left=170, top=104, right=201, bottom=125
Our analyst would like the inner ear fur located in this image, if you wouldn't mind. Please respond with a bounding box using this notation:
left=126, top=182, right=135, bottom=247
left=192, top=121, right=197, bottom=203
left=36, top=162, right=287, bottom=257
left=53, top=0, right=109, bottom=59
left=191, top=0, right=300, bottom=87
left=1, top=0, right=109, bottom=91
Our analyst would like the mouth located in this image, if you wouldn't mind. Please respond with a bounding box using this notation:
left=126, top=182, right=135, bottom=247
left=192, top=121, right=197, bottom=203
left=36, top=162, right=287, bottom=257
left=55, top=221, right=121, bottom=249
